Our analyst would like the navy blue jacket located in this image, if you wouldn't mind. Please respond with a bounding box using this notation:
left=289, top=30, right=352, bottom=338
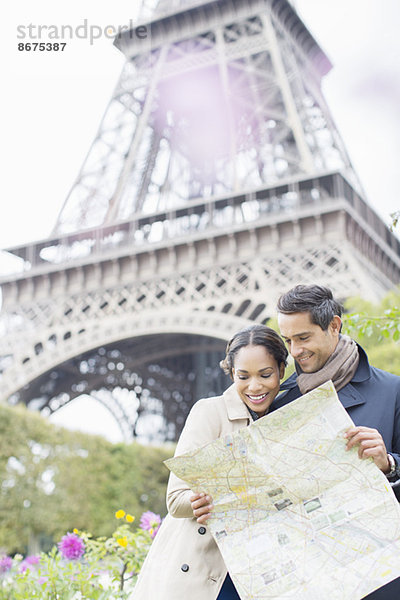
left=271, top=344, right=400, bottom=600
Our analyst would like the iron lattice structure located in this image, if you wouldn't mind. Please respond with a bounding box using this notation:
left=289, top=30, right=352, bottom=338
left=54, top=0, right=357, bottom=234
left=1, top=0, right=400, bottom=442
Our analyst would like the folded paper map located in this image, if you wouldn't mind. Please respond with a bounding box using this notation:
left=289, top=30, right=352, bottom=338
left=165, top=381, right=400, bottom=599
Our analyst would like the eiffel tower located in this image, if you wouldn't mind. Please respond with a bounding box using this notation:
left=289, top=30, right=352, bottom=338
left=1, top=0, right=399, bottom=443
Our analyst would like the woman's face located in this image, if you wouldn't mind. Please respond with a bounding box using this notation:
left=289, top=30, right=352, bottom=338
left=232, top=344, right=284, bottom=416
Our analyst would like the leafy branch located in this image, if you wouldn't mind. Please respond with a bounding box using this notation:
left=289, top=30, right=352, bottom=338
left=343, top=307, right=400, bottom=342
left=390, top=210, right=400, bottom=231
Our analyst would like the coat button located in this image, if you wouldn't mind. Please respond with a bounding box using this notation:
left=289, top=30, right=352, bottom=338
left=181, top=564, right=189, bottom=572
left=198, top=526, right=206, bottom=535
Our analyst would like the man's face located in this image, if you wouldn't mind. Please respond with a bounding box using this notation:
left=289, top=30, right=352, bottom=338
left=277, top=311, right=341, bottom=373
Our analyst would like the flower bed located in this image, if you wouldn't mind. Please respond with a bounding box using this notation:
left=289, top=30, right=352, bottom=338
left=0, top=510, right=162, bottom=599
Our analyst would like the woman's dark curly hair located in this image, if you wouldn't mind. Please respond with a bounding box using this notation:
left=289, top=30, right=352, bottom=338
left=220, top=324, right=288, bottom=379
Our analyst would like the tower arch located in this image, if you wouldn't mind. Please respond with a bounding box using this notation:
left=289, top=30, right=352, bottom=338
left=3, top=310, right=253, bottom=442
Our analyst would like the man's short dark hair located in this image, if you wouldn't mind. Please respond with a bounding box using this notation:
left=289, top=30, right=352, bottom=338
left=277, top=285, right=343, bottom=331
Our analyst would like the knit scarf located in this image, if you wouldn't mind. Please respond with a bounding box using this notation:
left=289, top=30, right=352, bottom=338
left=296, top=334, right=359, bottom=395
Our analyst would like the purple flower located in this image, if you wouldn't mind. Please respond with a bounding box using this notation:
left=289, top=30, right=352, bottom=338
left=58, top=532, right=85, bottom=560
left=139, top=511, right=162, bottom=538
left=38, top=576, right=48, bottom=585
left=0, top=556, right=13, bottom=574
left=19, top=554, right=40, bottom=573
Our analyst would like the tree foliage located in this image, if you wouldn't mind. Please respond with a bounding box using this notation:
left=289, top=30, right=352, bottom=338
left=391, top=210, right=400, bottom=231
left=342, top=286, right=400, bottom=374
left=0, top=404, right=171, bottom=556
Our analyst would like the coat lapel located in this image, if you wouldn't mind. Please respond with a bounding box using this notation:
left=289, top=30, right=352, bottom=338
left=338, top=383, right=366, bottom=410
left=223, top=384, right=251, bottom=423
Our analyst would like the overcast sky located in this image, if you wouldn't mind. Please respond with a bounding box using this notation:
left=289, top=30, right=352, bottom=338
left=2, top=0, right=400, bottom=252
left=2, top=0, right=400, bottom=440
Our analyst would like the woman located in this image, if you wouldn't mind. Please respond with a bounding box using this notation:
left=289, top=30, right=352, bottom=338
left=131, top=324, right=288, bottom=600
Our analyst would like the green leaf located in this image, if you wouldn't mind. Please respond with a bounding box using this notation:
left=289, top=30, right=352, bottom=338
left=365, top=325, right=374, bottom=337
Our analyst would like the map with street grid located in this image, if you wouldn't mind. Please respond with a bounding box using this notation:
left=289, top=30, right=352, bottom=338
left=166, top=381, right=400, bottom=599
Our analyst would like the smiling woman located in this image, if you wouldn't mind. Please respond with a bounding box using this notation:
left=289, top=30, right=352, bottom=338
left=231, top=345, right=285, bottom=416
left=220, top=326, right=287, bottom=417
left=131, top=324, right=288, bottom=600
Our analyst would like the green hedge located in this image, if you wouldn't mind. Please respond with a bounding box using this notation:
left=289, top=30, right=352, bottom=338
left=0, top=403, right=172, bottom=555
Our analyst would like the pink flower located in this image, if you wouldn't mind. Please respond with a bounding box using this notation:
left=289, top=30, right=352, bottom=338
left=38, top=576, right=48, bottom=585
left=19, top=554, right=40, bottom=573
left=0, top=556, right=12, bottom=574
left=139, top=511, right=162, bottom=538
left=58, top=532, right=85, bottom=560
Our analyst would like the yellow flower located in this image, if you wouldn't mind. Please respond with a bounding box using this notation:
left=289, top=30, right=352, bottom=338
left=126, top=514, right=135, bottom=523
left=73, top=528, right=79, bottom=534
left=115, top=509, right=125, bottom=519
left=117, top=536, right=128, bottom=548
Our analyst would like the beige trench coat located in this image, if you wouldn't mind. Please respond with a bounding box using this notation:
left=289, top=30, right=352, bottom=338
left=130, top=384, right=251, bottom=600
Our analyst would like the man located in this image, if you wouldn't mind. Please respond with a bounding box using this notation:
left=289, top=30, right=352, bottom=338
left=272, top=284, right=400, bottom=600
